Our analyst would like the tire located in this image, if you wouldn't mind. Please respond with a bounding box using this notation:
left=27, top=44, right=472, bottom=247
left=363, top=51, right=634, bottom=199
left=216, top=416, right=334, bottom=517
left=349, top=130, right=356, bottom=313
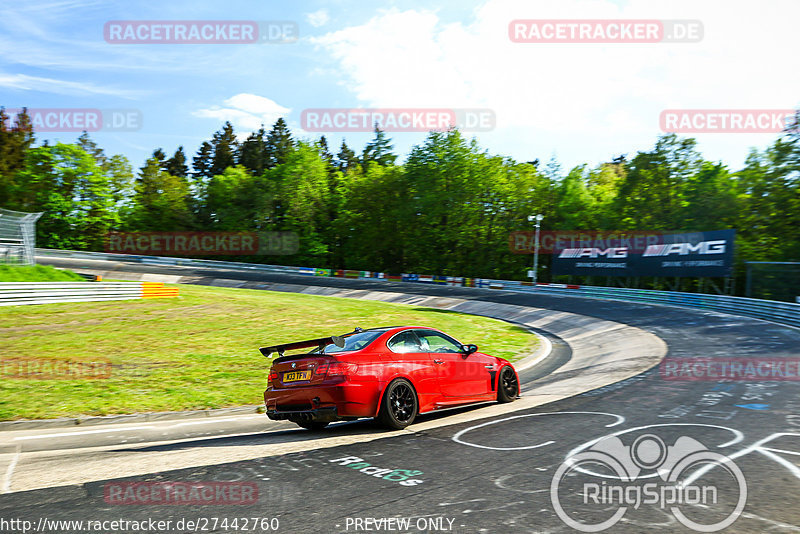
left=295, top=421, right=329, bottom=431
left=497, top=366, right=519, bottom=403
left=377, top=378, right=418, bottom=429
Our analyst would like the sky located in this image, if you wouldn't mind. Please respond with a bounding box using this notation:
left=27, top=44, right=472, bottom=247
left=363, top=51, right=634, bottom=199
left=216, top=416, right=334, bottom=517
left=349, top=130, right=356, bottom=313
left=0, top=0, right=798, bottom=172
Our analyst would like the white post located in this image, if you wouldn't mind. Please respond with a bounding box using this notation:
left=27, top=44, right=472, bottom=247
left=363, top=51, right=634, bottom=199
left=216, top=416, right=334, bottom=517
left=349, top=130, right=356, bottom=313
left=528, top=214, right=543, bottom=284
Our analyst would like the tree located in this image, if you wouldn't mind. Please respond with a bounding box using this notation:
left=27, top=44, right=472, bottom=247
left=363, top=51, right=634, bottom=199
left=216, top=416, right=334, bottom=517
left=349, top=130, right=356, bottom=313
left=105, top=154, right=135, bottom=208
left=77, top=132, right=107, bottom=167
left=268, top=141, right=330, bottom=263
left=193, top=141, right=214, bottom=180
left=205, top=166, right=268, bottom=231
left=141, top=148, right=167, bottom=175
left=318, top=136, right=334, bottom=166
left=585, top=160, right=625, bottom=228
left=15, top=143, right=118, bottom=249
left=238, top=127, right=267, bottom=176
left=337, top=162, right=407, bottom=271
left=361, top=125, right=397, bottom=168
left=265, top=118, right=293, bottom=168
left=336, top=140, right=359, bottom=174
left=0, top=107, right=34, bottom=206
left=165, top=146, right=189, bottom=178
left=210, top=122, right=238, bottom=177
left=554, top=166, right=597, bottom=229
left=126, top=156, right=193, bottom=231
left=614, top=134, right=703, bottom=229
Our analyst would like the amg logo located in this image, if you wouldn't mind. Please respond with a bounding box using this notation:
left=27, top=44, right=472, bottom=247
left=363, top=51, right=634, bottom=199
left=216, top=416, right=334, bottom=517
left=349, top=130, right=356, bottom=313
left=643, top=240, right=726, bottom=257
left=558, top=247, right=628, bottom=259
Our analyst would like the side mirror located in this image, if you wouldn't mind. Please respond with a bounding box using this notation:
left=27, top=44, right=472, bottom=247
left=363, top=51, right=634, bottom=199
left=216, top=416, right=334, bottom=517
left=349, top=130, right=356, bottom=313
left=461, top=344, right=478, bottom=355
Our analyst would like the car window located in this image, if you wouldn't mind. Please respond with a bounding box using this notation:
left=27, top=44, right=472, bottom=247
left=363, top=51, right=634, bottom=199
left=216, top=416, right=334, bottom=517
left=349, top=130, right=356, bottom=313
left=387, top=331, right=423, bottom=353
left=323, top=330, right=384, bottom=353
left=416, top=331, right=463, bottom=353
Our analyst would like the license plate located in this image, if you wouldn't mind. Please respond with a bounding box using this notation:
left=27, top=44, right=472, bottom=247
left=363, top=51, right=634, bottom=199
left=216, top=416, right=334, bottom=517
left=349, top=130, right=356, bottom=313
left=283, top=370, right=311, bottom=382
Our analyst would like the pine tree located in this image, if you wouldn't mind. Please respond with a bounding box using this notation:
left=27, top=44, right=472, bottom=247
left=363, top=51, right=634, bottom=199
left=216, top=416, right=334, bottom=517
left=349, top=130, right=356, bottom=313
left=361, top=124, right=397, bottom=168
left=0, top=107, right=34, bottom=180
left=318, top=136, right=334, bottom=165
left=142, top=148, right=167, bottom=175
left=265, top=118, right=293, bottom=168
left=193, top=141, right=214, bottom=179
left=77, top=132, right=107, bottom=168
left=165, top=146, right=189, bottom=178
left=336, top=140, right=359, bottom=173
left=238, top=127, right=267, bottom=176
left=210, top=122, right=238, bottom=176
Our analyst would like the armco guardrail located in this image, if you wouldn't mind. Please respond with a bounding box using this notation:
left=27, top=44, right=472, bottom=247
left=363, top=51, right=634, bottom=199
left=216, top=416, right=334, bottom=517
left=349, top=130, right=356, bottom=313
left=0, top=281, right=178, bottom=306
left=493, top=280, right=800, bottom=329
left=35, top=248, right=800, bottom=328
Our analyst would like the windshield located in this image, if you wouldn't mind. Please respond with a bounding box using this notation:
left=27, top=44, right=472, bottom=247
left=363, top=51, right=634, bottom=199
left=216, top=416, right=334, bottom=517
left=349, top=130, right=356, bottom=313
left=323, top=330, right=385, bottom=353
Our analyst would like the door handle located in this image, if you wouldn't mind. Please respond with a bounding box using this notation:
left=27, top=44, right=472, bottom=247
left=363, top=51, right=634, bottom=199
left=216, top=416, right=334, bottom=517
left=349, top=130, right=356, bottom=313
left=433, top=359, right=444, bottom=364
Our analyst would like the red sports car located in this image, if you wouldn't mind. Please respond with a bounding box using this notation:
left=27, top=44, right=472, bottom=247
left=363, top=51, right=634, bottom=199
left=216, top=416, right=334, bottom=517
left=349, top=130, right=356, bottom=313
left=261, top=326, right=519, bottom=430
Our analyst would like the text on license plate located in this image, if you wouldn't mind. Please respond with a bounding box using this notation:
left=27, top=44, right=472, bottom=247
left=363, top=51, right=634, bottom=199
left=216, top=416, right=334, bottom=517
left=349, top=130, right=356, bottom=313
left=283, top=370, right=311, bottom=382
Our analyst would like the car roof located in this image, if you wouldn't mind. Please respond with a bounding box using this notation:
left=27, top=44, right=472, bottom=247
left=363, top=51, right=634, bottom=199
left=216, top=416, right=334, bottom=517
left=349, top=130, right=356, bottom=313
left=360, top=326, right=442, bottom=335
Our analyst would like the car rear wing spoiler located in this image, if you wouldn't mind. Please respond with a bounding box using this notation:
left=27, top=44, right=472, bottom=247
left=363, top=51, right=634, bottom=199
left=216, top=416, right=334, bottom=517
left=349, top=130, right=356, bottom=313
left=260, top=336, right=346, bottom=358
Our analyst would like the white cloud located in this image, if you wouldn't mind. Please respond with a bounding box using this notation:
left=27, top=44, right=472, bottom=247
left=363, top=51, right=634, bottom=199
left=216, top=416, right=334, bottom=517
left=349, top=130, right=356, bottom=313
left=193, top=93, right=290, bottom=135
left=310, top=0, right=800, bottom=168
left=0, top=72, right=145, bottom=98
left=306, top=9, right=330, bottom=28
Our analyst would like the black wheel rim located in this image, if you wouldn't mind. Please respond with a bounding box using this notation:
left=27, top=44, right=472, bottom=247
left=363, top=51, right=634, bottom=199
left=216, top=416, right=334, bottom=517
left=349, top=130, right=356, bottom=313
left=390, top=383, right=415, bottom=423
left=501, top=369, right=518, bottom=397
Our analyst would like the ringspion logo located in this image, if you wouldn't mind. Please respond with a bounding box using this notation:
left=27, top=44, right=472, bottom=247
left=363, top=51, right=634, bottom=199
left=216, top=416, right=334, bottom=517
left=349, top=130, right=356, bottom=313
left=551, top=433, right=746, bottom=532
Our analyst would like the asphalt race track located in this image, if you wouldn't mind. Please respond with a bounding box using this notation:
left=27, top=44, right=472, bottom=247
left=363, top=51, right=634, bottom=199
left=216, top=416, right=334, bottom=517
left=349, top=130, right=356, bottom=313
left=2, top=256, right=799, bottom=533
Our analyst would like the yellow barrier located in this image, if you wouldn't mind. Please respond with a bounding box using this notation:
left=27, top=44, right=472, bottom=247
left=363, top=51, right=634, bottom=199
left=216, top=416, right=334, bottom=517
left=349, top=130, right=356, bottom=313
left=141, top=282, right=179, bottom=299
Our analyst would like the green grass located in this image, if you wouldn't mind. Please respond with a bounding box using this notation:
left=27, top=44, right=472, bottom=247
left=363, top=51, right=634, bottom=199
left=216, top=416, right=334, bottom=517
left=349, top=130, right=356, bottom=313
left=0, top=264, right=85, bottom=282
left=0, top=284, right=537, bottom=420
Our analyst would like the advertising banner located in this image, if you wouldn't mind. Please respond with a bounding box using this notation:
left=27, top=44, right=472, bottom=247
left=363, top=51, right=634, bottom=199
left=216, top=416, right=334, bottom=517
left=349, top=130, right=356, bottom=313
left=550, top=229, right=735, bottom=277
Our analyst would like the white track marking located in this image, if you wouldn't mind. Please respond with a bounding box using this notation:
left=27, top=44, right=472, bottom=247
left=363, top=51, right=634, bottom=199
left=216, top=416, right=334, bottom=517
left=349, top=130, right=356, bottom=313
left=452, top=411, right=625, bottom=451
left=739, top=512, right=800, bottom=532
left=13, top=426, right=154, bottom=440
left=170, top=416, right=263, bottom=428
left=12, top=416, right=265, bottom=441
left=682, top=432, right=800, bottom=487
left=2, top=444, right=21, bottom=493
left=516, top=333, right=553, bottom=373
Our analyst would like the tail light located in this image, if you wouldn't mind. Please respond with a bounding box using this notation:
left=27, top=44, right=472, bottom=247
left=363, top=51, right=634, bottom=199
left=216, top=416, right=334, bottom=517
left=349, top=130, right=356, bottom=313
left=268, top=369, right=278, bottom=381
left=315, top=362, right=358, bottom=378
